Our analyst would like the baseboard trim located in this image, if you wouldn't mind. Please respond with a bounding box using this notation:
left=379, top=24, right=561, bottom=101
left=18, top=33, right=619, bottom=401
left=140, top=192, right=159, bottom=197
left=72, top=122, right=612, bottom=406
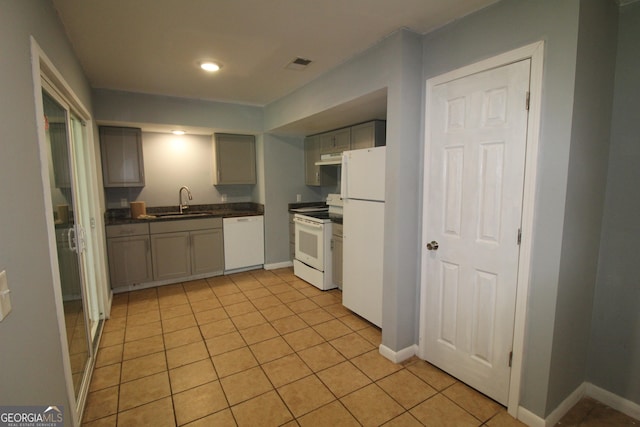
left=264, top=261, right=293, bottom=270
left=379, top=344, right=418, bottom=363
left=586, top=383, right=640, bottom=421
left=516, top=406, right=544, bottom=427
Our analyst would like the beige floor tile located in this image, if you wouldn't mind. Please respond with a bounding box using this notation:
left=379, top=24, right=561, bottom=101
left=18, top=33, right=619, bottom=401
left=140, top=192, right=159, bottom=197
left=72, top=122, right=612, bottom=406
left=128, top=287, right=157, bottom=301
left=286, top=298, right=320, bottom=314
left=95, top=344, right=123, bottom=368
left=406, top=360, right=457, bottom=391
left=242, top=287, right=272, bottom=300
left=199, top=318, right=237, bottom=339
left=224, top=301, right=256, bottom=317
left=157, top=283, right=185, bottom=296
left=323, top=303, right=352, bottom=318
left=271, top=315, right=308, bottom=335
left=262, top=354, right=313, bottom=388
left=278, top=375, right=335, bottom=418
left=160, top=303, right=193, bottom=320
left=298, top=342, right=346, bottom=372
left=183, top=408, right=236, bottom=427
left=211, top=282, right=241, bottom=297
left=166, top=340, right=209, bottom=369
left=120, top=351, right=167, bottom=383
left=277, top=289, right=307, bottom=303
left=260, top=304, right=295, bottom=322
left=309, top=293, right=341, bottom=307
left=159, top=294, right=190, bottom=308
left=298, top=308, right=334, bottom=326
left=126, top=309, right=161, bottom=326
left=220, top=366, right=273, bottom=405
left=357, top=326, right=382, bottom=346
left=164, top=326, right=203, bottom=349
left=328, top=332, right=375, bottom=360
left=205, top=331, right=246, bottom=356
left=123, top=335, right=164, bottom=360
left=239, top=322, right=279, bottom=345
left=219, top=292, right=249, bottom=306
left=351, top=349, right=402, bottom=381
left=230, top=310, right=266, bottom=330
left=170, top=358, right=218, bottom=393
left=124, top=322, right=162, bottom=342
left=340, top=383, right=404, bottom=427
left=410, top=394, right=481, bottom=427
left=443, top=381, right=502, bottom=422
left=313, top=319, right=352, bottom=341
left=316, top=361, right=371, bottom=398
left=173, top=380, right=229, bottom=426
left=189, top=297, right=222, bottom=313
left=100, top=329, right=125, bottom=348
left=298, top=286, right=324, bottom=298
left=297, top=400, right=360, bottom=427
left=194, top=307, right=228, bottom=325
left=83, top=386, right=119, bottom=422
left=108, top=305, right=127, bottom=319
left=377, top=369, right=437, bottom=409
left=102, top=316, right=126, bottom=332
left=162, top=313, right=197, bottom=333
left=81, top=414, right=117, bottom=427
left=283, top=327, right=325, bottom=351
left=251, top=294, right=282, bottom=310
left=339, top=314, right=372, bottom=331
left=383, top=412, right=424, bottom=426
left=231, top=390, right=293, bottom=427
left=116, top=396, right=175, bottom=427
left=128, top=299, right=160, bottom=315
left=486, top=410, right=528, bottom=426
left=237, top=279, right=266, bottom=291
left=212, top=346, right=258, bottom=378
left=119, top=371, right=171, bottom=412
left=250, top=336, right=294, bottom=364
left=89, top=363, right=121, bottom=392
left=266, top=282, right=292, bottom=294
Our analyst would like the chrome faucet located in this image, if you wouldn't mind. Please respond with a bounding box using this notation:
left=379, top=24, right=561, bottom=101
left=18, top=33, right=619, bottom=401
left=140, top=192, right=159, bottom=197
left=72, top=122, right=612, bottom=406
left=179, top=186, right=193, bottom=214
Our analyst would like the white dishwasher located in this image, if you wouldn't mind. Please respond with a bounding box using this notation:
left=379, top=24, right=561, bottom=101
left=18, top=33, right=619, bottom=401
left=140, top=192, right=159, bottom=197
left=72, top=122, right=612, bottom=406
left=223, top=215, right=265, bottom=271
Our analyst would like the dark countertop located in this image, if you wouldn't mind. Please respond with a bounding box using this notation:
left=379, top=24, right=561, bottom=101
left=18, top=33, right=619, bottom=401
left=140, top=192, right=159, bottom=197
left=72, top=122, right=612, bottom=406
left=105, top=202, right=264, bottom=226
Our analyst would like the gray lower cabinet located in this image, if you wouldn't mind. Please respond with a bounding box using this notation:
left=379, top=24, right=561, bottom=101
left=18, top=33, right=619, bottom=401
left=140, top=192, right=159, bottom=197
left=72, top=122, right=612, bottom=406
left=331, top=223, right=343, bottom=289
left=149, top=218, right=224, bottom=281
left=106, top=223, right=152, bottom=289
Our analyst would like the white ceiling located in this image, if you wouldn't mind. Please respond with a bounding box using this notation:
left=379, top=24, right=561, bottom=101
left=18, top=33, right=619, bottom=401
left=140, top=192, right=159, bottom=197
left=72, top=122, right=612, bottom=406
left=52, top=0, right=499, bottom=108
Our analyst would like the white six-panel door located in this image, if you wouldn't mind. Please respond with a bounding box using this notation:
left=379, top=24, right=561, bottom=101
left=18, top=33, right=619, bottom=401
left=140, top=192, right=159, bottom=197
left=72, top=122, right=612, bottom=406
left=422, top=59, right=531, bottom=405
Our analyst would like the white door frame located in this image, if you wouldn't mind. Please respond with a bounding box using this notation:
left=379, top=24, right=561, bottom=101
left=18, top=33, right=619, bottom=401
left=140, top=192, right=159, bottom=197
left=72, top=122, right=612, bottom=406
left=419, top=41, right=544, bottom=418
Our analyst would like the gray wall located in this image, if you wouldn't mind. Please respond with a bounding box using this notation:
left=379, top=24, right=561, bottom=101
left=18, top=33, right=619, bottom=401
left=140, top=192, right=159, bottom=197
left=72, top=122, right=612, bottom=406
left=589, top=1, right=640, bottom=405
left=421, top=0, right=581, bottom=417
left=104, top=132, right=254, bottom=208
left=265, top=29, right=424, bottom=354
left=547, top=0, right=618, bottom=412
left=0, top=0, right=93, bottom=420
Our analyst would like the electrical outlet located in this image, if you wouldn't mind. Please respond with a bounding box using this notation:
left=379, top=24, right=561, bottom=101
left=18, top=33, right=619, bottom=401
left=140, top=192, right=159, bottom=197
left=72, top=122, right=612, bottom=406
left=296, top=194, right=302, bottom=202
left=221, top=194, right=227, bottom=202
left=0, top=270, right=12, bottom=321
left=120, top=198, right=128, bottom=207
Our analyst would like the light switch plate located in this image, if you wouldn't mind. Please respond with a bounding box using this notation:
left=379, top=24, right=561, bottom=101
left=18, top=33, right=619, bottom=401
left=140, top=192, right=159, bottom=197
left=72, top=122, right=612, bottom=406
left=0, top=270, right=11, bottom=321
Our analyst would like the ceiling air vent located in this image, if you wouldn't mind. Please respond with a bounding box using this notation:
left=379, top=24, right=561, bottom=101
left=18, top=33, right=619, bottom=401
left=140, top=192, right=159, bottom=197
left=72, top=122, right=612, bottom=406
left=285, top=57, right=312, bottom=71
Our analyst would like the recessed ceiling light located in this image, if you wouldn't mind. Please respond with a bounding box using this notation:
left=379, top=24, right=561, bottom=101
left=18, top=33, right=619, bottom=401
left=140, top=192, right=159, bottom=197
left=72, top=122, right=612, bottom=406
left=172, top=130, right=186, bottom=135
left=200, top=62, right=221, bottom=72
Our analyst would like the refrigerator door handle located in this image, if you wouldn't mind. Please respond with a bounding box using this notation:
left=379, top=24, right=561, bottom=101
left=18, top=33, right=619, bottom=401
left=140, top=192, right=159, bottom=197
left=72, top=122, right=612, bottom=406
left=341, top=152, right=348, bottom=199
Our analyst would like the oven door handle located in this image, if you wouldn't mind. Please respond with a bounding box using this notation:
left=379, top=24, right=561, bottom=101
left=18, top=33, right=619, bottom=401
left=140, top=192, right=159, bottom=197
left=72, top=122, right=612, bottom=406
left=293, top=217, right=323, bottom=230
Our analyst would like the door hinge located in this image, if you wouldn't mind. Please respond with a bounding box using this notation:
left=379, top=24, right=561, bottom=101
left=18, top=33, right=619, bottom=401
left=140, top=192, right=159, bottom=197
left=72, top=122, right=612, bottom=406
left=525, top=91, right=530, bottom=111
left=509, top=351, right=513, bottom=367
left=517, top=228, right=522, bottom=246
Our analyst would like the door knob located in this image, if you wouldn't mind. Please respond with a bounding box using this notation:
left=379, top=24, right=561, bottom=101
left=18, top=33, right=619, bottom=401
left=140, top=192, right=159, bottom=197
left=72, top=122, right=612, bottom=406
left=426, top=241, right=439, bottom=251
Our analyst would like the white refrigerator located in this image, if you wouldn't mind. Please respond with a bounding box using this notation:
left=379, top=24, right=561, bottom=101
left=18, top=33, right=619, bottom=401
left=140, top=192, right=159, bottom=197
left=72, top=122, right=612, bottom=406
left=341, top=146, right=385, bottom=327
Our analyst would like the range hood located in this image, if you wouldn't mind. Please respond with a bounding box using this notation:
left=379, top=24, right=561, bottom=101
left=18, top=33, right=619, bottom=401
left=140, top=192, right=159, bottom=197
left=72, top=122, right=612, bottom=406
left=315, top=153, right=342, bottom=166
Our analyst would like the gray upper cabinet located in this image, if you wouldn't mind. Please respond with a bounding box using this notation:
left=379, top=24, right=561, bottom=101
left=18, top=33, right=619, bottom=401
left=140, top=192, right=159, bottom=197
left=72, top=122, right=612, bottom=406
left=304, top=135, right=322, bottom=186
left=99, top=126, right=145, bottom=187
left=350, top=120, right=386, bottom=150
left=212, top=133, right=256, bottom=185
left=320, top=127, right=351, bottom=154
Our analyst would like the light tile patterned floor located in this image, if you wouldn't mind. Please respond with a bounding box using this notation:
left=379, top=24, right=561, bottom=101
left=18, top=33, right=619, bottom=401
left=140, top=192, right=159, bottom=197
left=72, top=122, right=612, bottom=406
left=82, top=268, right=633, bottom=426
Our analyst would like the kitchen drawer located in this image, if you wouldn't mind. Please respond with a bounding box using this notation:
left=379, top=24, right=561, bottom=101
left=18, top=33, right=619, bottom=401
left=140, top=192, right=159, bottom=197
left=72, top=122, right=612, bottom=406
left=149, top=217, right=222, bottom=234
left=106, top=223, right=150, bottom=237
